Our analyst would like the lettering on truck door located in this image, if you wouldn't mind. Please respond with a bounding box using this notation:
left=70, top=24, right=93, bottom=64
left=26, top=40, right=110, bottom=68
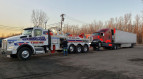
left=31, top=29, right=45, bottom=46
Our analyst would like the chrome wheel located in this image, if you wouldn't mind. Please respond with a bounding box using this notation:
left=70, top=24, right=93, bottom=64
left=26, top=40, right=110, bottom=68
left=84, top=47, right=87, bottom=52
left=70, top=46, right=74, bottom=52
left=83, top=45, right=89, bottom=53
left=77, top=47, right=81, bottom=52
left=22, top=50, right=29, bottom=58
left=68, top=45, right=75, bottom=53
left=114, top=46, right=117, bottom=49
left=98, top=43, right=101, bottom=47
left=76, top=45, right=82, bottom=53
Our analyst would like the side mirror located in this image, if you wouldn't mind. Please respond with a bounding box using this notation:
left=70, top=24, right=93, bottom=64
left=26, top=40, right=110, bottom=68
left=101, top=33, right=104, bottom=36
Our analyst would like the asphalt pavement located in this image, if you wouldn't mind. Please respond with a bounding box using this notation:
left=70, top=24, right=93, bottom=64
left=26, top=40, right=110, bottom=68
left=0, top=46, right=143, bottom=79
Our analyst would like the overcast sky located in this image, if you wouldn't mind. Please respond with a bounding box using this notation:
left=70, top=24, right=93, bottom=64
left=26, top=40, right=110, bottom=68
left=0, top=0, right=143, bottom=28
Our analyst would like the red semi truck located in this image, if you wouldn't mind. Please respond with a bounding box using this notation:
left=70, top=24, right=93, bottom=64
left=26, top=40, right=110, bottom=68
left=90, top=28, right=137, bottom=50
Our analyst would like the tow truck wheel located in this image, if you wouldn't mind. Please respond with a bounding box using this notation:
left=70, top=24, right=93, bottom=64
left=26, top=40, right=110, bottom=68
left=68, top=44, right=76, bottom=53
left=76, top=45, right=82, bottom=53
left=83, top=45, right=89, bottom=53
left=17, top=47, right=32, bottom=60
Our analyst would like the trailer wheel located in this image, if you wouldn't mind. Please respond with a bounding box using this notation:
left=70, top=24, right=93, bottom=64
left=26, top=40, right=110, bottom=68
left=83, top=45, right=89, bottom=53
left=113, top=45, right=117, bottom=50
left=76, top=45, right=82, bottom=53
left=68, top=44, right=76, bottom=53
left=17, top=47, right=32, bottom=60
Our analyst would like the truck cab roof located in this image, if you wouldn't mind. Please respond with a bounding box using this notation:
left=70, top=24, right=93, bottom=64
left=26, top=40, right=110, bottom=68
left=97, top=28, right=110, bottom=33
left=24, top=27, right=33, bottom=30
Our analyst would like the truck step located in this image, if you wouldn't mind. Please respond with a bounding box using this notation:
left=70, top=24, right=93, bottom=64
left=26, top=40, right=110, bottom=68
left=35, top=47, right=44, bottom=51
left=35, top=50, right=45, bottom=54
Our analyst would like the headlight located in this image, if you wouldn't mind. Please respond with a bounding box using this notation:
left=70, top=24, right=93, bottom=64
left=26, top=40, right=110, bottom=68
left=8, top=46, right=14, bottom=49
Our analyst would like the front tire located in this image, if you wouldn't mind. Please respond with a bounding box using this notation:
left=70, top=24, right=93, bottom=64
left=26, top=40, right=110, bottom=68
left=17, top=47, right=32, bottom=60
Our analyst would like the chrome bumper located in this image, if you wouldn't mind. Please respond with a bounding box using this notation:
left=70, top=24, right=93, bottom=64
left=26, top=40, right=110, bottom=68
left=1, top=49, right=12, bottom=55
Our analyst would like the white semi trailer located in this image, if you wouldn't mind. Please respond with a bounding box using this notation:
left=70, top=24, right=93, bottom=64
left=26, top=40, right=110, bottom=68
left=114, top=30, right=136, bottom=47
left=1, top=27, right=90, bottom=60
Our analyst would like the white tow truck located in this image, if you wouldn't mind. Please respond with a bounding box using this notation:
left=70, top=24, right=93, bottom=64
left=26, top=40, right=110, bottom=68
left=1, top=26, right=90, bottom=60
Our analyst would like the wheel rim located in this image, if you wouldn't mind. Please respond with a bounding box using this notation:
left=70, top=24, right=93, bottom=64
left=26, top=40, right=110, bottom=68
left=70, top=46, right=74, bottom=52
left=84, top=46, right=87, bottom=52
left=114, top=46, right=117, bottom=49
left=99, top=43, right=101, bottom=47
left=77, top=47, right=81, bottom=52
left=22, top=50, right=29, bottom=58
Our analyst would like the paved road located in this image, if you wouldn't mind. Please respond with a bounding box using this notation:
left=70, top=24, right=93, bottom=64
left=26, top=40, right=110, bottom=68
left=0, top=46, right=143, bottom=79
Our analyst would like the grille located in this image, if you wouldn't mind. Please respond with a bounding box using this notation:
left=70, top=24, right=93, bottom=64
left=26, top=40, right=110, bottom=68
left=2, top=40, right=7, bottom=50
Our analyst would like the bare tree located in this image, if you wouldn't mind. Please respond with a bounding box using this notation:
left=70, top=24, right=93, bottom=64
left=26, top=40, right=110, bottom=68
left=31, top=10, right=48, bottom=28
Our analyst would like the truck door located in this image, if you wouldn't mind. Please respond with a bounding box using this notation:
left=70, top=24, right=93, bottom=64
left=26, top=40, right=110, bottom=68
left=32, top=29, right=45, bottom=46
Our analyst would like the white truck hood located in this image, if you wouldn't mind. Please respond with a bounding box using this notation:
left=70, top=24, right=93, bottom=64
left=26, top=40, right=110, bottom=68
left=4, top=35, right=25, bottom=41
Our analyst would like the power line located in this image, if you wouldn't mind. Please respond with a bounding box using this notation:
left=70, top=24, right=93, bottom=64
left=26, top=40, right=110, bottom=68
left=66, top=15, right=87, bottom=24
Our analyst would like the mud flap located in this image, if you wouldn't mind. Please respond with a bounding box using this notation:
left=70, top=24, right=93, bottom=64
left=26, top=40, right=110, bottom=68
left=51, top=45, right=55, bottom=53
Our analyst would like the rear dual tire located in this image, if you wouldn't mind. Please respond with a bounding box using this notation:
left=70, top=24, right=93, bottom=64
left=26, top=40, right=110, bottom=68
left=83, top=45, right=89, bottom=53
left=68, top=44, right=89, bottom=53
left=76, top=45, right=82, bottom=53
left=68, top=44, right=76, bottom=53
left=112, top=45, right=118, bottom=50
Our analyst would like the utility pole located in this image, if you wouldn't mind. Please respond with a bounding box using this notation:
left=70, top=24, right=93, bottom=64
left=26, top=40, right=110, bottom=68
left=45, top=20, right=47, bottom=29
left=60, top=14, right=65, bottom=31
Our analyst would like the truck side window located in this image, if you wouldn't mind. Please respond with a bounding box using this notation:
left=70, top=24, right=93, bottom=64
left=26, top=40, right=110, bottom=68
left=34, top=29, right=42, bottom=36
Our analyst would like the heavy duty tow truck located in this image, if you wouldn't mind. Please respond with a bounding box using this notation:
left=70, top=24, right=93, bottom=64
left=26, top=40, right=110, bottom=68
left=1, top=26, right=90, bottom=60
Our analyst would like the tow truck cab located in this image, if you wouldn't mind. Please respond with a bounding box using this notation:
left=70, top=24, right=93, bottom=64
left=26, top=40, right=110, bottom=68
left=1, top=27, right=59, bottom=60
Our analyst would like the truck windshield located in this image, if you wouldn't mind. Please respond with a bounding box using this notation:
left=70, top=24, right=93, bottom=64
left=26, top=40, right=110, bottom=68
left=22, top=29, right=32, bottom=35
left=92, top=33, right=100, bottom=36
